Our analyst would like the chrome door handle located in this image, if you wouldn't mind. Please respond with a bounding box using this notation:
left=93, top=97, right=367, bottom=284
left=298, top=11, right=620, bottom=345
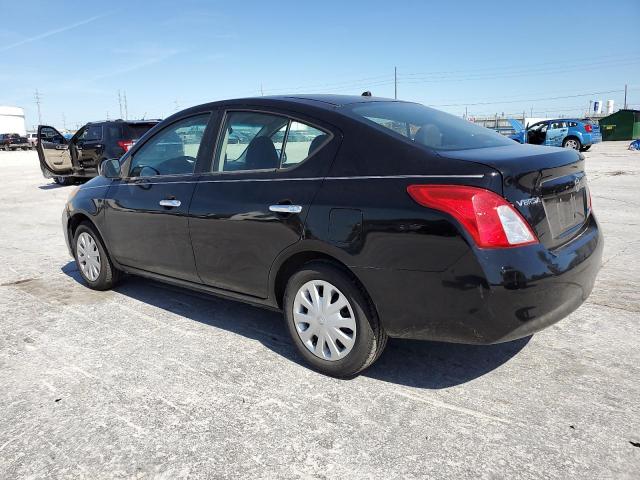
left=269, top=204, right=302, bottom=214
left=159, top=199, right=181, bottom=207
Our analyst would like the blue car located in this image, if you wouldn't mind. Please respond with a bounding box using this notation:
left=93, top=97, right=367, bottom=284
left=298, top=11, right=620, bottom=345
left=510, top=118, right=601, bottom=151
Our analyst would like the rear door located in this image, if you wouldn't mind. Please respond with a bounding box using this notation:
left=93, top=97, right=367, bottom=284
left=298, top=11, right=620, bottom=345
left=75, top=124, right=104, bottom=170
left=104, top=113, right=213, bottom=282
left=544, top=121, right=568, bottom=147
left=189, top=109, right=337, bottom=298
left=36, top=125, right=72, bottom=175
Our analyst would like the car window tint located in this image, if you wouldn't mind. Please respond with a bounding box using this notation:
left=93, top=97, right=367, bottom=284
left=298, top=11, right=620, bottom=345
left=351, top=102, right=514, bottom=151
left=281, top=121, right=328, bottom=168
left=83, top=125, right=102, bottom=141
left=216, top=111, right=288, bottom=172
left=106, top=125, right=123, bottom=139
left=40, top=127, right=65, bottom=144
left=129, top=114, right=209, bottom=177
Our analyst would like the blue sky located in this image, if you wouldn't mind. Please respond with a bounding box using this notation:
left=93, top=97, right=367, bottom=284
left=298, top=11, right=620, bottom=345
left=1, top=0, right=638, bottom=130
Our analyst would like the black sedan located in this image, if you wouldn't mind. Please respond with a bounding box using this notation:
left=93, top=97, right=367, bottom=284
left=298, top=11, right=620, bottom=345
left=61, top=95, right=603, bottom=377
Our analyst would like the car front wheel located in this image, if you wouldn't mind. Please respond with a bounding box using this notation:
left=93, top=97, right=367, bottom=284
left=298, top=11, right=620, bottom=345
left=562, top=137, right=581, bottom=150
left=73, top=223, right=120, bottom=290
left=284, top=261, right=387, bottom=377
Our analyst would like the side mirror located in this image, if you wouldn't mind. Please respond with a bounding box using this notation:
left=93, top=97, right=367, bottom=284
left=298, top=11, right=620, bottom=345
left=99, top=158, right=121, bottom=178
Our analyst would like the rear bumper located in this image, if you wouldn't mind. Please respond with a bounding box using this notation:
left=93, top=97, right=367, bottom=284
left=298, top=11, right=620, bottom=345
left=582, top=133, right=602, bottom=145
left=354, top=214, right=603, bottom=344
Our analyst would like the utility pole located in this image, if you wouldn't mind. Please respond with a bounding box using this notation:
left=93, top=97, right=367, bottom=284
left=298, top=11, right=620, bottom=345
left=123, top=91, right=128, bottom=120
left=394, top=66, right=397, bottom=100
left=624, top=84, right=628, bottom=109
left=34, top=89, right=42, bottom=125
left=118, top=90, right=124, bottom=118
left=62, top=113, right=66, bottom=130
left=260, top=83, right=264, bottom=96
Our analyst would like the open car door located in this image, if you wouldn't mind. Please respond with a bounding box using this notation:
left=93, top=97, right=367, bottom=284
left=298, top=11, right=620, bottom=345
left=36, top=125, right=73, bottom=178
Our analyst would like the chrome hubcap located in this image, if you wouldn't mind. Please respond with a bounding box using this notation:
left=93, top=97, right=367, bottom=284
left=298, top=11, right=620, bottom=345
left=565, top=139, right=579, bottom=149
left=76, top=232, right=101, bottom=281
left=293, top=280, right=356, bottom=361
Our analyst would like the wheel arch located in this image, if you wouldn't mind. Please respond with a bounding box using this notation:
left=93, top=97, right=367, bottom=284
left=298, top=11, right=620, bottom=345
left=563, top=134, right=582, bottom=146
left=271, top=248, right=370, bottom=311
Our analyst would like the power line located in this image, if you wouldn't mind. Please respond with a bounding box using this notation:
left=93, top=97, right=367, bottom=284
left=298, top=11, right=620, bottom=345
left=399, top=53, right=640, bottom=79
left=430, top=89, right=625, bottom=107
left=34, top=89, right=42, bottom=125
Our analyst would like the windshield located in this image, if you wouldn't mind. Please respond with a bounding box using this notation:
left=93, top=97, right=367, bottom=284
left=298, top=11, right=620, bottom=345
left=349, top=102, right=515, bottom=151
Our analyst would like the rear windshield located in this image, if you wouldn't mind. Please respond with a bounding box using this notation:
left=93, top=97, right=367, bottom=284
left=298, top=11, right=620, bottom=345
left=349, top=102, right=515, bottom=151
left=124, top=123, right=157, bottom=139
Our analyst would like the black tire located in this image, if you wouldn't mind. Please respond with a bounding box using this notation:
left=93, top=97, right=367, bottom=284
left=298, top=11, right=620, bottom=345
left=73, top=222, right=121, bottom=290
left=580, top=145, right=591, bottom=152
left=54, top=176, right=74, bottom=186
left=562, top=137, right=581, bottom=150
left=283, top=261, right=387, bottom=377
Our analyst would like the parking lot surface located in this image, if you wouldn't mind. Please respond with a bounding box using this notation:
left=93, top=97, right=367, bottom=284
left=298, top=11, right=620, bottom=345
left=1, top=143, right=639, bottom=479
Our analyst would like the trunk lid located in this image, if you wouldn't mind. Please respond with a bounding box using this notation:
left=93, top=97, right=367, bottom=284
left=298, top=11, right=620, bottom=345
left=438, top=143, right=590, bottom=249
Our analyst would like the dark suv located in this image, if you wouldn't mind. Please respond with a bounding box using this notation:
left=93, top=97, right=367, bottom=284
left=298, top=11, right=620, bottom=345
left=62, top=95, right=603, bottom=377
left=37, top=119, right=160, bottom=185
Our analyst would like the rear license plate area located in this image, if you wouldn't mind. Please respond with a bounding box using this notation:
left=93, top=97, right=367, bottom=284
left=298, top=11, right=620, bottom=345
left=543, top=188, right=587, bottom=238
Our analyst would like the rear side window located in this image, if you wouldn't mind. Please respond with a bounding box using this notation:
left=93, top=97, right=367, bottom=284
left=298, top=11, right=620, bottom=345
left=349, top=102, right=514, bottom=151
left=215, top=111, right=330, bottom=172
left=81, top=125, right=103, bottom=141
left=124, top=123, right=158, bottom=140
left=129, top=114, right=209, bottom=177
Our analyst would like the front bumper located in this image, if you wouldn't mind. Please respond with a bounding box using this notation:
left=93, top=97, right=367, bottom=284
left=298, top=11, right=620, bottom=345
left=355, top=214, right=603, bottom=344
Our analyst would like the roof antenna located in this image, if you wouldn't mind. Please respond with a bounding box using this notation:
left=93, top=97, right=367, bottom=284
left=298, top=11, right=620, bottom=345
left=361, top=91, right=372, bottom=97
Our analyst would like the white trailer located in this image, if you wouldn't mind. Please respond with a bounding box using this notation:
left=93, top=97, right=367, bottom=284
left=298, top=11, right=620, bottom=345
left=0, top=106, right=27, bottom=135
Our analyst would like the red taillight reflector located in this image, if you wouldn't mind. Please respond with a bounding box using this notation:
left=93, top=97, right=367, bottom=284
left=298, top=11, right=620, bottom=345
left=584, top=124, right=593, bottom=133
left=117, top=140, right=133, bottom=152
left=407, top=185, right=538, bottom=248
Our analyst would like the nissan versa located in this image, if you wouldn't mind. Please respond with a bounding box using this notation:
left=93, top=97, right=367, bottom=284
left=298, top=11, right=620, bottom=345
left=60, top=95, right=603, bottom=377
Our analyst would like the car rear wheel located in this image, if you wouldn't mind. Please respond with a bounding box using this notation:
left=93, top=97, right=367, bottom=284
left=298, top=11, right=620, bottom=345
left=562, top=137, right=581, bottom=150
left=73, top=223, right=120, bottom=290
left=283, top=261, right=387, bottom=377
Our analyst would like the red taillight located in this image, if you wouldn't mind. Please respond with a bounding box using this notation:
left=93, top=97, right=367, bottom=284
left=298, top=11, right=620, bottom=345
left=117, top=140, right=133, bottom=152
left=407, top=185, right=538, bottom=248
left=584, top=124, right=593, bottom=133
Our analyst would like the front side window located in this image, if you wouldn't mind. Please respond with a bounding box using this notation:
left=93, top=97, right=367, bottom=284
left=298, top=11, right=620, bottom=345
left=215, top=111, right=330, bottom=172
left=350, top=102, right=515, bottom=151
left=129, top=114, right=209, bottom=177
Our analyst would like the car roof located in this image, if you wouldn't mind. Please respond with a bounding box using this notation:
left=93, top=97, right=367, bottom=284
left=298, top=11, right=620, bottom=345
left=85, top=119, right=161, bottom=126
left=265, top=94, right=399, bottom=107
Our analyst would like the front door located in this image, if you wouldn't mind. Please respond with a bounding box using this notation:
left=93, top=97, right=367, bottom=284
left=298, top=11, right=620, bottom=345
left=189, top=109, right=336, bottom=298
left=36, top=126, right=72, bottom=176
left=104, top=113, right=212, bottom=282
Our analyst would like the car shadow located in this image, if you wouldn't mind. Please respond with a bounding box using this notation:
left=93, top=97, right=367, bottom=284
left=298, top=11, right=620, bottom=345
left=38, top=183, right=65, bottom=190
left=61, top=262, right=530, bottom=388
